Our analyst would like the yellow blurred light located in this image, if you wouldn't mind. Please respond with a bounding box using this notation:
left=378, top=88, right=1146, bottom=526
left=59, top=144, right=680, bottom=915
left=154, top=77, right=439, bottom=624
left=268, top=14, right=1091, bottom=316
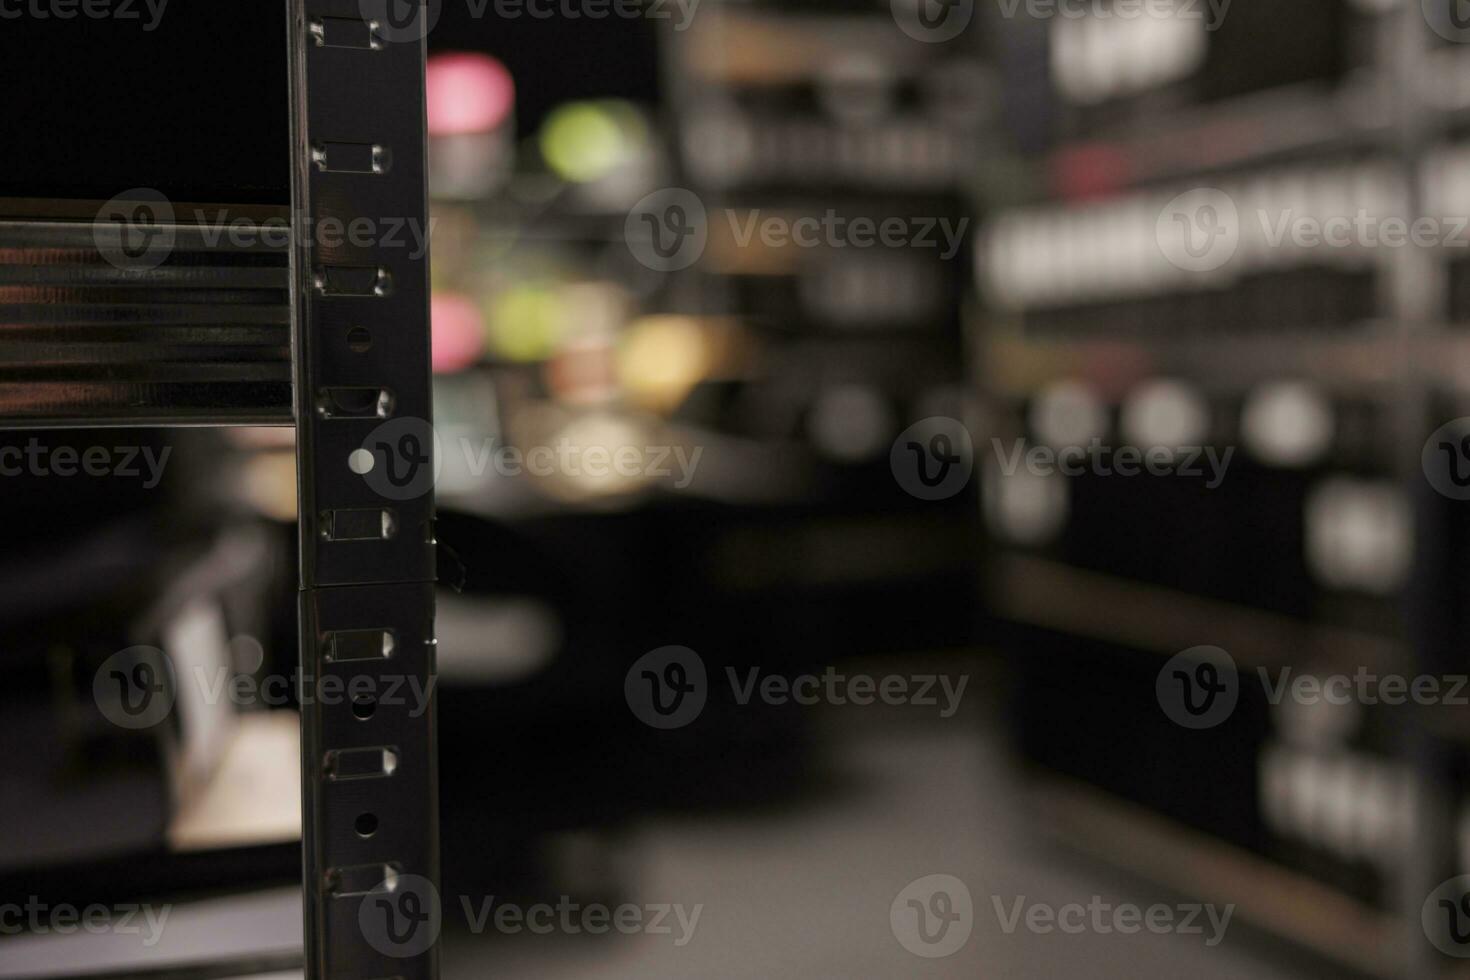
left=618, top=315, right=710, bottom=412
left=239, top=451, right=299, bottom=522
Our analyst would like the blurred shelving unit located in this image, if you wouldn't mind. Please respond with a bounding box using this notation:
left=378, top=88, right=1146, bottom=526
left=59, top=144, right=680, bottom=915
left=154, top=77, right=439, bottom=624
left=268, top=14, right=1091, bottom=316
left=973, top=1, right=1470, bottom=976
left=648, top=0, right=987, bottom=659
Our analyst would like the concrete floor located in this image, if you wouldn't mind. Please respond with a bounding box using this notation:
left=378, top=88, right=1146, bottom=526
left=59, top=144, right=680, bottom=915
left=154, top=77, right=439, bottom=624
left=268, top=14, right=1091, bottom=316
left=443, top=716, right=1301, bottom=980
left=0, top=708, right=1306, bottom=979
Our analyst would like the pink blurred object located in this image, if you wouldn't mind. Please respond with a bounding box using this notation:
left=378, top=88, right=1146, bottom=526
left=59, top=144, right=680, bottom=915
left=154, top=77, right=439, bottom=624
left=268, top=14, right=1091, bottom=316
left=431, top=292, right=486, bottom=373
left=427, top=52, right=515, bottom=136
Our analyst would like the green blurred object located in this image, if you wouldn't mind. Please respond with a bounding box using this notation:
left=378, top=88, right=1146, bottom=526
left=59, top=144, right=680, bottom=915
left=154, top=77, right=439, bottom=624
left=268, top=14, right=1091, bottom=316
left=539, top=100, right=647, bottom=184
left=487, top=284, right=567, bottom=362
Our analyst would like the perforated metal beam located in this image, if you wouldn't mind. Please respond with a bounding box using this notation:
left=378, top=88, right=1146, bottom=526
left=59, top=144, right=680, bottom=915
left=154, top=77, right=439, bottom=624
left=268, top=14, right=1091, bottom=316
left=288, top=2, right=439, bottom=977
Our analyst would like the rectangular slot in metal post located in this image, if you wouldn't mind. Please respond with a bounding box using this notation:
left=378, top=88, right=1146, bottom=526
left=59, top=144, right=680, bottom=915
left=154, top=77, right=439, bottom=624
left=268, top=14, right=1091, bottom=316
left=323, top=627, right=395, bottom=662
left=322, top=508, right=397, bottom=542
left=310, top=16, right=381, bottom=49
left=313, top=141, right=389, bottom=174
left=324, top=746, right=399, bottom=780
left=315, top=265, right=391, bottom=297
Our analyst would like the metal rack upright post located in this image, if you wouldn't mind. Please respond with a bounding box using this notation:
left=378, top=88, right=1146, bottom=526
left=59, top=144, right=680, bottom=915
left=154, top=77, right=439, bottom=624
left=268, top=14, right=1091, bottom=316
left=288, top=2, right=439, bottom=978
